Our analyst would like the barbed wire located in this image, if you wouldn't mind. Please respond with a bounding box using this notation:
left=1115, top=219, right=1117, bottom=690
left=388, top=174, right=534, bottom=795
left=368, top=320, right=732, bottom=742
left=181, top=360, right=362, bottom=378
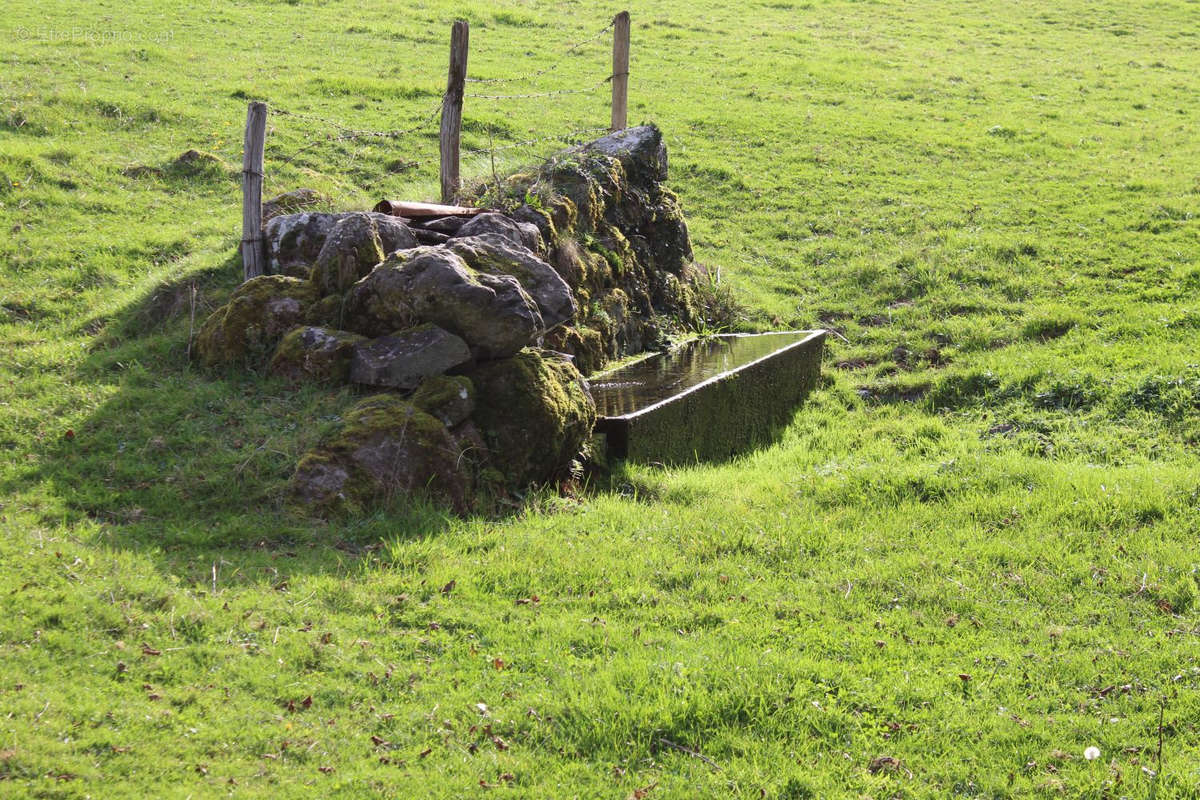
left=467, top=73, right=613, bottom=101
left=258, top=15, right=619, bottom=171
left=269, top=100, right=444, bottom=165
left=465, top=18, right=615, bottom=85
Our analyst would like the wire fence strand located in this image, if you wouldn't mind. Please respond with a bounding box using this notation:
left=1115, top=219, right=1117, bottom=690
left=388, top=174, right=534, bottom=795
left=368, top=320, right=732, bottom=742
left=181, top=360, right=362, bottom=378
left=467, top=73, right=612, bottom=101
left=462, top=126, right=611, bottom=157
left=261, top=17, right=618, bottom=173
left=269, top=100, right=444, bottom=165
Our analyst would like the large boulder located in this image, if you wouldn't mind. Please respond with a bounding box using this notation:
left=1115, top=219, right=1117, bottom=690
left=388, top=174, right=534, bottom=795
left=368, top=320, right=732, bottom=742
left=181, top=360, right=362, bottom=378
left=266, top=212, right=415, bottom=279
left=467, top=349, right=595, bottom=490
left=342, top=246, right=543, bottom=359
left=452, top=212, right=543, bottom=253
left=446, top=234, right=577, bottom=331
left=194, top=276, right=317, bottom=366
left=270, top=325, right=365, bottom=383
left=291, top=394, right=475, bottom=513
left=309, top=215, right=390, bottom=295
left=349, top=324, right=471, bottom=389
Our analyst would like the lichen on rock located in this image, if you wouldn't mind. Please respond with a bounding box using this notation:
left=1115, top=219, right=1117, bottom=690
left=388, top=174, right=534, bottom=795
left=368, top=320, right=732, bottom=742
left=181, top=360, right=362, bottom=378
left=348, top=323, right=472, bottom=390
left=310, top=213, right=416, bottom=295
left=342, top=246, right=543, bottom=359
left=452, top=211, right=544, bottom=254
left=445, top=233, right=577, bottom=332
left=265, top=211, right=415, bottom=280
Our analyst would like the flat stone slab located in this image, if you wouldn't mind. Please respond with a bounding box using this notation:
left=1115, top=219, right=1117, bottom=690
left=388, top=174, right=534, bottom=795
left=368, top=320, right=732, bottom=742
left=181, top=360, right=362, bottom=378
left=590, top=331, right=826, bottom=463
left=349, top=324, right=471, bottom=389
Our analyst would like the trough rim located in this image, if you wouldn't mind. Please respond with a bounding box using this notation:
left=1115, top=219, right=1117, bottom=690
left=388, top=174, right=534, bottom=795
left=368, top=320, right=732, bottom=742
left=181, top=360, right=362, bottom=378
left=591, top=329, right=827, bottom=421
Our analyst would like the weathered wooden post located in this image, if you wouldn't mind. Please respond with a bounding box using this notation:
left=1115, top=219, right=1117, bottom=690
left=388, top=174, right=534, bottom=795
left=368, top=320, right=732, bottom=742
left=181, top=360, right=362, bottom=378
left=241, top=101, right=268, bottom=281
left=611, top=11, right=630, bottom=132
left=440, top=20, right=469, bottom=204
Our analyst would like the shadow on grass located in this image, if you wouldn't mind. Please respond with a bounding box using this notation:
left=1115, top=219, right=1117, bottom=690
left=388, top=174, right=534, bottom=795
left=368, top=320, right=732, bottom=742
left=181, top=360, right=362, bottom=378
left=4, top=259, right=457, bottom=580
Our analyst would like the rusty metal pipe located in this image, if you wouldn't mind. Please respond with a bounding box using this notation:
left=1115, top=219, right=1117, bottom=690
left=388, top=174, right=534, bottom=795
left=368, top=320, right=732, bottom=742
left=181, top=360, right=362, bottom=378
left=373, top=199, right=483, bottom=218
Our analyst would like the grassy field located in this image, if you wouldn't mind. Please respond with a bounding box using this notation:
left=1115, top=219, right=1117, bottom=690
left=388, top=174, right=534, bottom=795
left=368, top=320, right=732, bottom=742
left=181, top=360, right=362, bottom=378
left=2, top=0, right=1200, bottom=796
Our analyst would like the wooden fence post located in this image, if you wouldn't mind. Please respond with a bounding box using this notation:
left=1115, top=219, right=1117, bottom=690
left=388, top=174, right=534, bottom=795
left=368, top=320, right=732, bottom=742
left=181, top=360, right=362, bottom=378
left=611, top=11, right=630, bottom=132
left=241, top=101, right=268, bottom=280
left=440, top=20, right=469, bottom=204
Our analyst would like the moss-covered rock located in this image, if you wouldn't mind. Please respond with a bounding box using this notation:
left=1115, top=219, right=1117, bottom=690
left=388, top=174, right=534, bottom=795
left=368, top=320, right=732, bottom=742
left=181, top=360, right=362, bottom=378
left=467, top=349, right=595, bottom=490
left=412, top=374, right=476, bottom=427
left=194, top=276, right=318, bottom=367
left=544, top=325, right=607, bottom=376
left=270, top=326, right=365, bottom=383
left=304, top=293, right=346, bottom=329
left=461, top=125, right=699, bottom=375
left=291, top=394, right=475, bottom=513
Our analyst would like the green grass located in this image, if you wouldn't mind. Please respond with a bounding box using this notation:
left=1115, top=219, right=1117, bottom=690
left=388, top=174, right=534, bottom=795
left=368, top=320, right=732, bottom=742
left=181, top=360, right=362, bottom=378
left=2, top=0, right=1200, bottom=796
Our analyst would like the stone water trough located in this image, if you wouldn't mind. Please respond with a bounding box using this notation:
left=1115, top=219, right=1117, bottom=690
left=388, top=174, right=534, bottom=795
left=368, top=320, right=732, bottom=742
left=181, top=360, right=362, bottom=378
left=591, top=330, right=826, bottom=464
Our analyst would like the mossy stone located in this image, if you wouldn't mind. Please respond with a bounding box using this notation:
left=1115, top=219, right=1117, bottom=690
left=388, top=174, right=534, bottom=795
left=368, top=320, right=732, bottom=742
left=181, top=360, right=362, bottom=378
left=194, top=276, right=317, bottom=367
left=270, top=326, right=365, bottom=384
left=412, top=375, right=476, bottom=427
left=467, top=348, right=595, bottom=490
left=304, top=293, right=347, bottom=329
left=291, top=394, right=475, bottom=513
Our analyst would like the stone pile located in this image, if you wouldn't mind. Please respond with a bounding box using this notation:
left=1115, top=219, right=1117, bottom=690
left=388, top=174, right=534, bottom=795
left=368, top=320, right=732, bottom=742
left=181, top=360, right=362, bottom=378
left=194, top=125, right=701, bottom=513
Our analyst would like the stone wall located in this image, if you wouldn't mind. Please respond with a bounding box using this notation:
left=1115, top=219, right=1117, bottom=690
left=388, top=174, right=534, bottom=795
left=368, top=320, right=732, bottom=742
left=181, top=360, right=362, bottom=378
left=193, top=125, right=701, bottom=513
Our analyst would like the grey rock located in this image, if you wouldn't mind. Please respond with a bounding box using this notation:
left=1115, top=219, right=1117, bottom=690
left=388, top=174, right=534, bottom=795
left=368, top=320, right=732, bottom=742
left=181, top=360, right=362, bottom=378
left=349, top=324, right=471, bottom=389
left=511, top=204, right=554, bottom=244
left=265, top=212, right=415, bottom=279
left=446, top=234, right=577, bottom=331
left=265, top=212, right=339, bottom=278
left=310, top=214, right=417, bottom=296
left=453, top=212, right=543, bottom=253
left=583, top=124, right=669, bottom=185
left=343, top=246, right=543, bottom=359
